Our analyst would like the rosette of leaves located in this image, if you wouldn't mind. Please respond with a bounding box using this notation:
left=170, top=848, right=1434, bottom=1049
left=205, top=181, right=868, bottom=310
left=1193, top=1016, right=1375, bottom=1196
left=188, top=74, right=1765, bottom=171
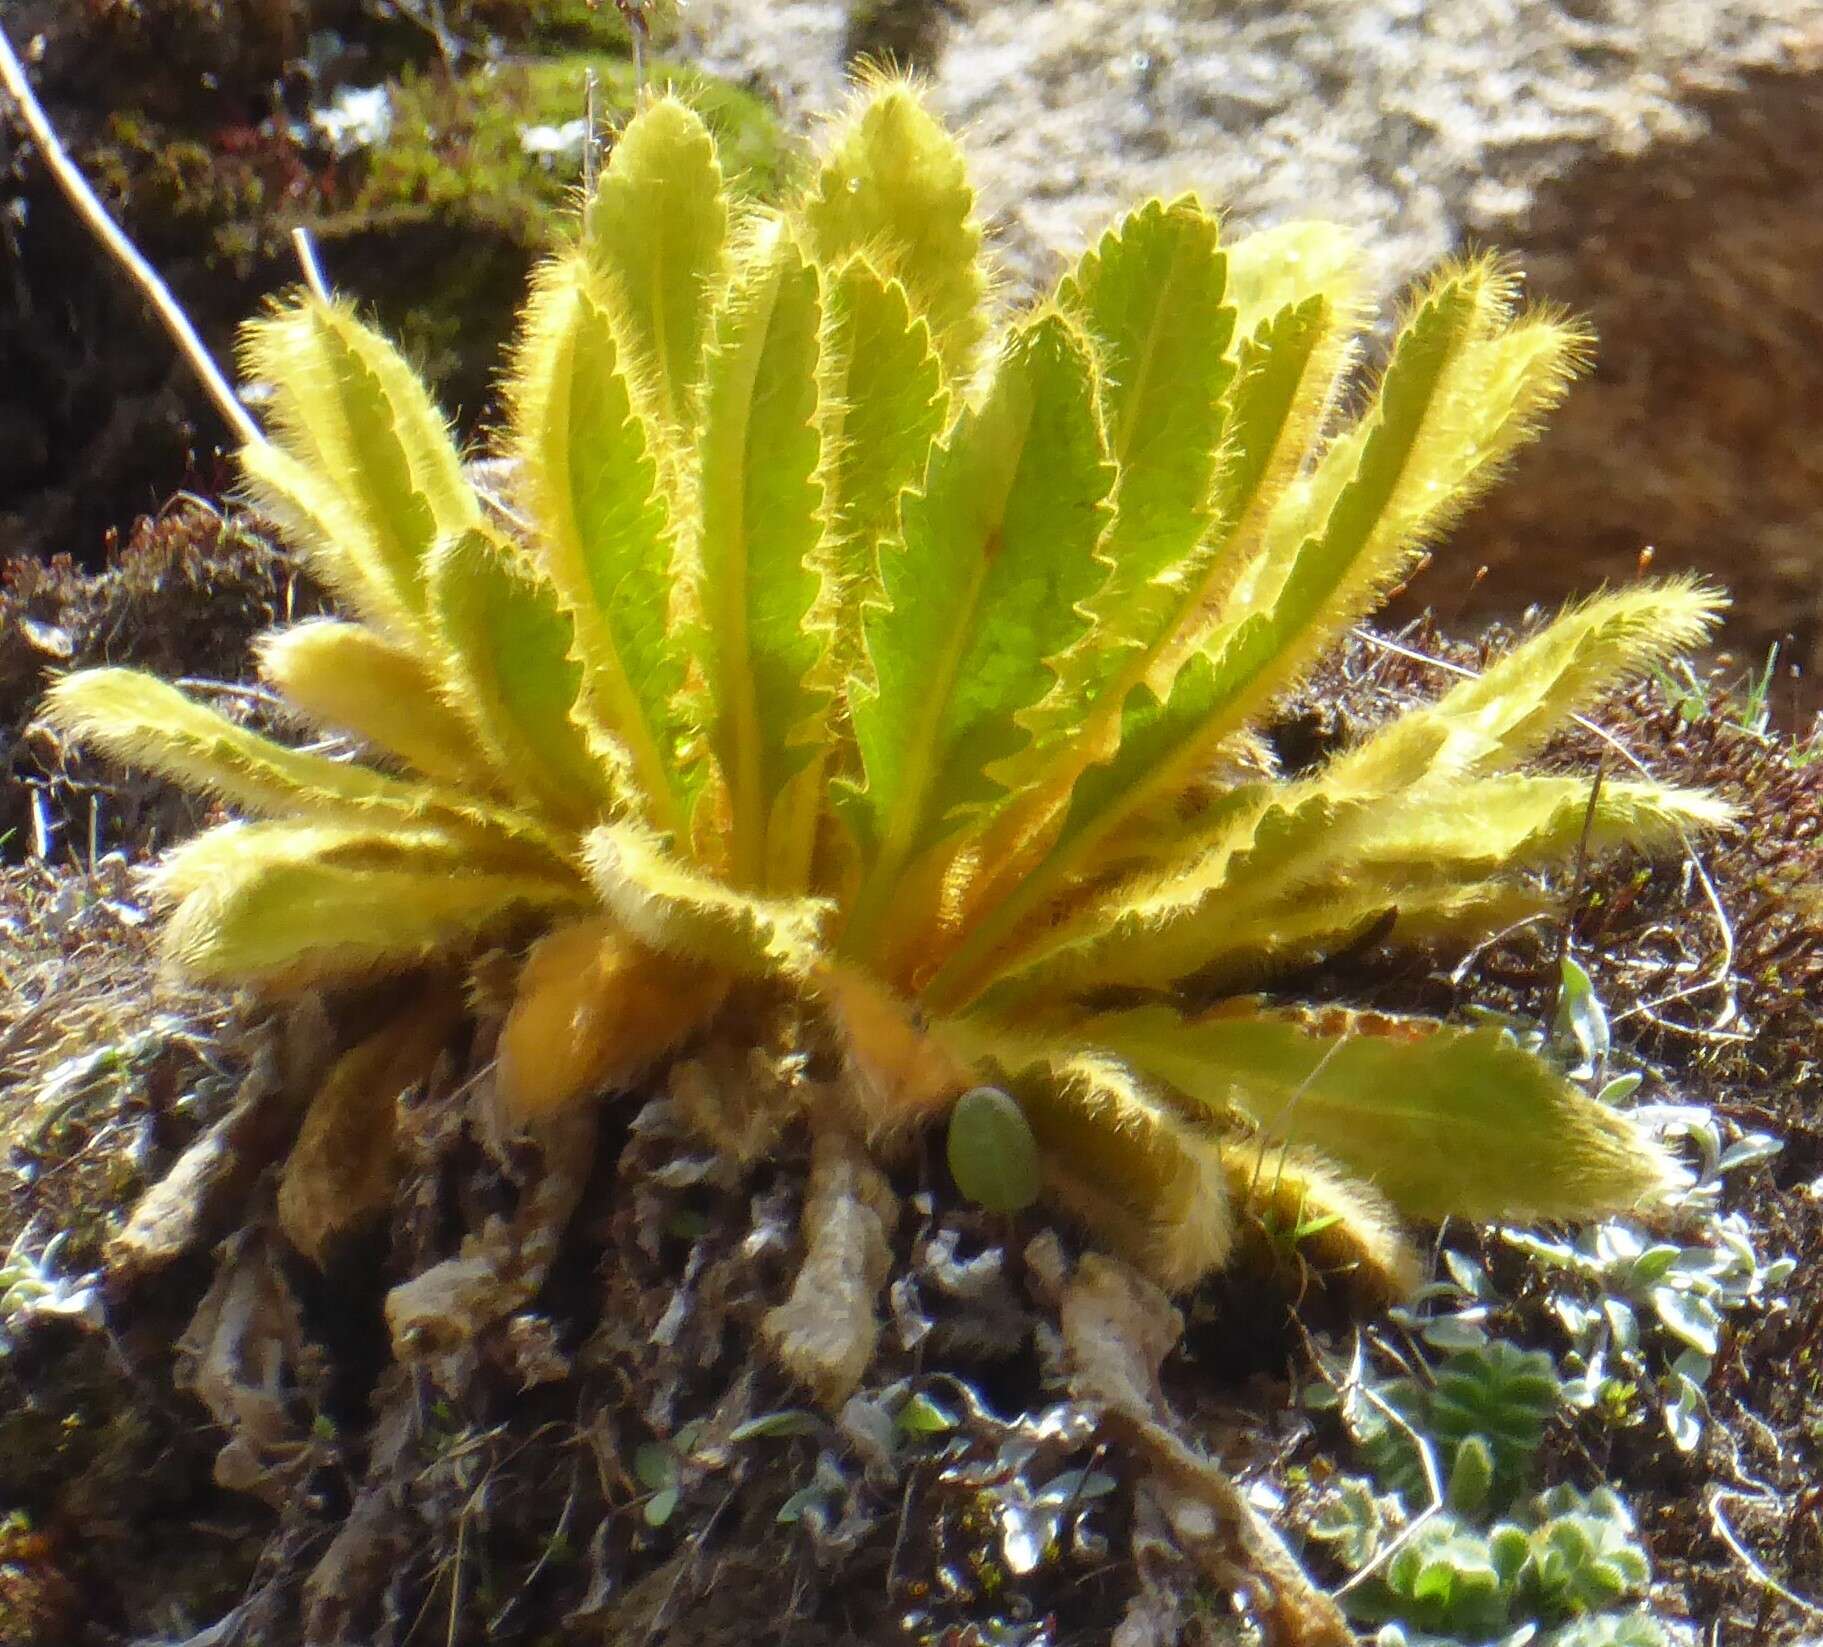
left=1340, top=1486, right=1659, bottom=1644
left=45, top=75, right=1728, bottom=1304
left=1356, top=1342, right=1565, bottom=1511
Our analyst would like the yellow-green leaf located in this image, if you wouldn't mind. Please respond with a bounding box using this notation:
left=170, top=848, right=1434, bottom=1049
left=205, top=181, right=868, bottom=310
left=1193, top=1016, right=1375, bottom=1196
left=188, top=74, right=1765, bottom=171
left=946, top=1085, right=1041, bottom=1214
left=584, top=821, right=831, bottom=979
left=1049, top=196, right=1236, bottom=705
left=817, top=256, right=948, bottom=683
left=44, top=667, right=459, bottom=822
left=1330, top=580, right=1726, bottom=791
left=152, top=821, right=588, bottom=987
left=841, top=312, right=1116, bottom=952
left=982, top=1041, right=1235, bottom=1290
left=583, top=93, right=730, bottom=431
left=510, top=255, right=693, bottom=835
left=1076, top=1002, right=1680, bottom=1223
left=427, top=526, right=614, bottom=830
left=1222, top=221, right=1362, bottom=346
left=691, top=222, right=834, bottom=888
left=933, top=266, right=1515, bottom=1007
left=254, top=619, right=487, bottom=787
left=995, top=773, right=1727, bottom=998
left=796, top=75, right=985, bottom=384
left=1222, top=1136, right=1419, bottom=1300
left=238, top=296, right=476, bottom=634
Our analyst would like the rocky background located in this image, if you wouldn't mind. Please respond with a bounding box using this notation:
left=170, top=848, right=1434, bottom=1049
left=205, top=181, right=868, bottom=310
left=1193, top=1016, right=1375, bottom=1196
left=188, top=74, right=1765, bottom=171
left=686, top=0, right=1823, bottom=688
left=4, top=0, right=1822, bottom=678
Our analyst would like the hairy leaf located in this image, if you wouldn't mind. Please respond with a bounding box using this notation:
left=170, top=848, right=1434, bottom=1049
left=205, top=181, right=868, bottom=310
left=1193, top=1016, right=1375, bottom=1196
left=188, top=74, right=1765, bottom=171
left=497, top=915, right=728, bottom=1119
left=928, top=263, right=1529, bottom=1007
left=239, top=296, right=476, bottom=634
left=584, top=821, right=832, bottom=979
left=152, top=821, right=588, bottom=986
left=510, top=254, right=693, bottom=833
left=1222, top=1136, right=1419, bottom=1300
left=842, top=312, right=1115, bottom=953
left=691, top=222, right=834, bottom=888
left=1075, top=1003, right=1680, bottom=1222
left=44, top=667, right=463, bottom=823
left=979, top=1040, right=1234, bottom=1290
left=1330, top=580, right=1726, bottom=791
left=817, top=256, right=948, bottom=683
left=427, top=526, right=613, bottom=830
left=1222, top=221, right=1363, bottom=345
left=1045, top=196, right=1236, bottom=716
left=994, top=774, right=1728, bottom=997
left=583, top=94, right=729, bottom=431
left=797, top=74, right=985, bottom=383
left=254, top=619, right=486, bottom=786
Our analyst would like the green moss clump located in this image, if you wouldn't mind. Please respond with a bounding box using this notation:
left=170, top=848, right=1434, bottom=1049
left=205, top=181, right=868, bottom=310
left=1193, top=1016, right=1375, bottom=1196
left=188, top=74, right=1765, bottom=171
left=80, top=50, right=789, bottom=426
left=348, top=53, right=790, bottom=240
left=317, top=53, right=789, bottom=413
left=86, top=111, right=279, bottom=274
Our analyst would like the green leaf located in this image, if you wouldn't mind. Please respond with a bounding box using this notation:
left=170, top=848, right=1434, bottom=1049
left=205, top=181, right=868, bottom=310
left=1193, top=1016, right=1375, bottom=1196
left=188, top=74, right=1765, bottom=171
left=946, top=1085, right=1042, bottom=1213
left=797, top=76, right=986, bottom=383
left=817, top=256, right=948, bottom=683
left=643, top=1485, right=680, bottom=1527
left=1447, top=1434, right=1495, bottom=1516
left=510, top=255, right=693, bottom=835
left=238, top=297, right=476, bottom=636
left=428, top=526, right=614, bottom=830
left=583, top=94, right=730, bottom=430
left=1043, top=196, right=1236, bottom=715
left=841, top=312, right=1115, bottom=950
left=1236, top=264, right=1492, bottom=679
left=1222, top=220, right=1362, bottom=346
left=895, top=1393, right=959, bottom=1434
left=691, top=223, right=834, bottom=889
left=929, top=268, right=1511, bottom=1006
left=1552, top=955, right=1611, bottom=1075
left=1070, top=1002, right=1679, bottom=1223
left=729, top=1410, right=823, bottom=1442
left=634, top=1441, right=678, bottom=1492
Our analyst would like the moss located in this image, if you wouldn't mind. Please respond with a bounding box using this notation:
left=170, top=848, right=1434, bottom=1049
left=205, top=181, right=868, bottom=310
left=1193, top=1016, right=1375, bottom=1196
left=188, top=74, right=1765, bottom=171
left=348, top=52, right=790, bottom=238
left=471, top=0, right=685, bottom=54
left=84, top=110, right=287, bottom=275
left=312, top=53, right=789, bottom=412
left=77, top=51, right=789, bottom=425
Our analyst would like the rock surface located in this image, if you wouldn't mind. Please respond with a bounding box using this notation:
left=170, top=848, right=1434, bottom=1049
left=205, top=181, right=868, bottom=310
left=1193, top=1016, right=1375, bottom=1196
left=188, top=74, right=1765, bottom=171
left=682, top=0, right=1823, bottom=678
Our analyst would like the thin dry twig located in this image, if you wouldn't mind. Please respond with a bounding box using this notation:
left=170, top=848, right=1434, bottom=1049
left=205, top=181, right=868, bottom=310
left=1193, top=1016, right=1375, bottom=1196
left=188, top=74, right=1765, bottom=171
left=1326, top=1331, right=1445, bottom=1599
left=292, top=226, right=332, bottom=303
left=0, top=21, right=262, bottom=447
left=1709, top=1488, right=1823, bottom=1621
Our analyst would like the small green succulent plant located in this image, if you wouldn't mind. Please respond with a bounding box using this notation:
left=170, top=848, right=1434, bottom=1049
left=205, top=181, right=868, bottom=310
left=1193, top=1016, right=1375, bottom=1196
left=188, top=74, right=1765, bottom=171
left=1312, top=1344, right=1666, bottom=1645
left=46, top=75, right=1727, bottom=1299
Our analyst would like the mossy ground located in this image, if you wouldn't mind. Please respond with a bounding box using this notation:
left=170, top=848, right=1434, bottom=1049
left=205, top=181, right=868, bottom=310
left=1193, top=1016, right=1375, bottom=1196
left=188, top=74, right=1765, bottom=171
left=3, top=515, right=1820, bottom=1641
left=3, top=2, right=789, bottom=566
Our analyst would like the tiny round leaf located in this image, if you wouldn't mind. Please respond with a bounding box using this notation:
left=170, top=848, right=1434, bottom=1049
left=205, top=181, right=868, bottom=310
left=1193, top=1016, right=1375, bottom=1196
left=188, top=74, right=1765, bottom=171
left=947, top=1085, right=1041, bottom=1213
